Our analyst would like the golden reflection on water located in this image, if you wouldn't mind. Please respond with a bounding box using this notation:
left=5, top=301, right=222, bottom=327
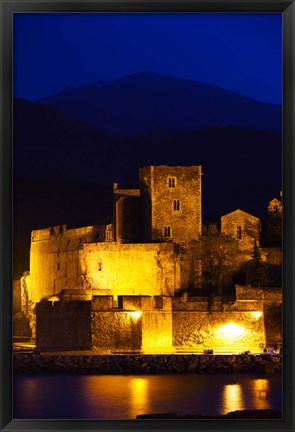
left=253, top=378, right=269, bottom=409
left=222, top=378, right=270, bottom=415
left=222, top=384, right=244, bottom=415
left=128, top=377, right=149, bottom=419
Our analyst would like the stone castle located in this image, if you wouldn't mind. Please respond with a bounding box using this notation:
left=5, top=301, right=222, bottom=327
left=13, top=165, right=282, bottom=354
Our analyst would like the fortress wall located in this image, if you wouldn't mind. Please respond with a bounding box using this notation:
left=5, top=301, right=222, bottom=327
left=91, top=311, right=142, bottom=352
left=82, top=242, right=180, bottom=298
left=36, top=301, right=92, bottom=351
left=142, top=310, right=172, bottom=352
left=29, top=225, right=96, bottom=303
left=172, top=311, right=266, bottom=353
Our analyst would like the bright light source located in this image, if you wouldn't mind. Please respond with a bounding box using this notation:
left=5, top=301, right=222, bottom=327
left=217, top=322, right=246, bottom=339
left=129, top=311, right=142, bottom=319
left=48, top=295, right=60, bottom=305
left=251, top=311, right=262, bottom=319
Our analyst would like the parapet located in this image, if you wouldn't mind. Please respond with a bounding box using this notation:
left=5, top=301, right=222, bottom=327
left=92, top=295, right=172, bottom=312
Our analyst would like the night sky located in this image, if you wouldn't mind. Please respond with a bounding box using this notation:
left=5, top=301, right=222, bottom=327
left=13, top=13, right=282, bottom=104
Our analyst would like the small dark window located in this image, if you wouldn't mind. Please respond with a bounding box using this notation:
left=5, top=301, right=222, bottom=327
left=236, top=226, right=242, bottom=239
left=168, top=177, right=176, bottom=188
left=57, top=262, right=60, bottom=271
left=173, top=199, right=180, bottom=211
left=98, top=262, right=102, bottom=271
left=164, top=226, right=171, bottom=237
left=57, top=248, right=60, bottom=257
left=274, top=205, right=278, bottom=213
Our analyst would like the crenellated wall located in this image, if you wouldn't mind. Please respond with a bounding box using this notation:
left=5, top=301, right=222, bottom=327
left=29, top=225, right=100, bottom=304
left=35, top=287, right=281, bottom=354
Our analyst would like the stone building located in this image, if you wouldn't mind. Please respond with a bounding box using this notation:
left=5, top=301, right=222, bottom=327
left=14, top=165, right=282, bottom=350
left=221, top=209, right=261, bottom=259
left=268, top=191, right=282, bottom=216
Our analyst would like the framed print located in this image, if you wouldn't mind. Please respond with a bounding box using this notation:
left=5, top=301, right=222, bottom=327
left=1, top=1, right=294, bottom=432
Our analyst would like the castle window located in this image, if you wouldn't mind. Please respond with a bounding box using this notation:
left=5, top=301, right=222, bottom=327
left=57, top=262, right=60, bottom=271
left=98, top=262, right=102, bottom=271
left=236, top=226, right=242, bottom=239
left=173, top=199, right=180, bottom=211
left=274, top=205, right=278, bottom=213
left=168, top=177, right=176, bottom=188
left=164, top=226, right=171, bottom=237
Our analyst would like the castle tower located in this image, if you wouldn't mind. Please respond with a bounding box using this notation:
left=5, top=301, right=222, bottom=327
left=139, top=165, right=202, bottom=244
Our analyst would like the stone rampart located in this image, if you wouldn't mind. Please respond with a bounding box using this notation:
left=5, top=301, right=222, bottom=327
left=36, top=300, right=92, bottom=351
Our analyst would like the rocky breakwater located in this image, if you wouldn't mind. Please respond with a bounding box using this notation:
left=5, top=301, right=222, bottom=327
left=13, top=353, right=282, bottom=374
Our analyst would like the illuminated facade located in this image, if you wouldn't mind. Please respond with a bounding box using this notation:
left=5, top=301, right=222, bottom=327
left=14, top=166, right=282, bottom=352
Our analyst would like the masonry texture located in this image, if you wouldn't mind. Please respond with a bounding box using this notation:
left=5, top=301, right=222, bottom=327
left=35, top=286, right=281, bottom=354
left=14, top=165, right=282, bottom=354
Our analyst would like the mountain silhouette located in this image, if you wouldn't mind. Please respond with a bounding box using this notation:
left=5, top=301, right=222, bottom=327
left=38, top=72, right=282, bottom=136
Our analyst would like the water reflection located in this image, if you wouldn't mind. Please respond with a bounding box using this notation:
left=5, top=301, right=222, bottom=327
left=14, top=373, right=282, bottom=419
left=253, top=378, right=269, bottom=409
left=222, top=384, right=244, bottom=415
left=221, top=378, right=271, bottom=415
left=128, top=378, right=149, bottom=419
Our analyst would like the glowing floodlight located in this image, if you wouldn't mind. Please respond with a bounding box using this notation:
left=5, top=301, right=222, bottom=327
left=129, top=311, right=142, bottom=319
left=251, top=311, right=262, bottom=319
left=48, top=295, right=60, bottom=305
left=218, top=322, right=246, bottom=340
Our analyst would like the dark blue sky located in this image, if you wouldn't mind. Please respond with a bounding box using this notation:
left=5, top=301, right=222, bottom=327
left=13, top=13, right=282, bottom=104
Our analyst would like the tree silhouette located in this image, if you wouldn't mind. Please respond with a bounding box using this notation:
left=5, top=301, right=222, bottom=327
left=199, top=224, right=241, bottom=295
left=246, top=241, right=272, bottom=287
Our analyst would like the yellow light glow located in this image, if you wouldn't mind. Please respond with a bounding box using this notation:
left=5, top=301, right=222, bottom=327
left=129, top=311, right=142, bottom=319
left=217, top=322, right=246, bottom=340
left=222, top=384, right=244, bottom=415
left=251, top=311, right=262, bottom=319
left=253, top=379, right=269, bottom=409
left=129, top=378, right=149, bottom=419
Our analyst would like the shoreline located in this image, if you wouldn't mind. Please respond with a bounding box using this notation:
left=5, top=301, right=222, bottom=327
left=14, top=352, right=282, bottom=374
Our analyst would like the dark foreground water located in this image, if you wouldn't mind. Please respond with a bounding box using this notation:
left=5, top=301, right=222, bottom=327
left=14, top=373, right=282, bottom=419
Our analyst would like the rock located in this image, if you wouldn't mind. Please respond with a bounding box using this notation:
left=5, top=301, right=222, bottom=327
left=187, top=363, right=197, bottom=373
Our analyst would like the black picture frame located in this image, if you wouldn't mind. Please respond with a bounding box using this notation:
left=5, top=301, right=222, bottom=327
left=0, top=1, right=294, bottom=431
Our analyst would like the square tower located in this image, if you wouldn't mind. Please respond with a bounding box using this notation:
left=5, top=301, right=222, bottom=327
left=139, top=165, right=202, bottom=244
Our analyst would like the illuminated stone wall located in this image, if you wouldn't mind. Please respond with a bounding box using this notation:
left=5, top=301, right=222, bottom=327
left=35, top=289, right=281, bottom=353
left=139, top=165, right=202, bottom=243
left=29, top=225, right=100, bottom=305
left=221, top=209, right=261, bottom=257
left=172, top=288, right=266, bottom=353
left=81, top=242, right=180, bottom=298
left=173, top=311, right=265, bottom=354
left=91, top=296, right=173, bottom=353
